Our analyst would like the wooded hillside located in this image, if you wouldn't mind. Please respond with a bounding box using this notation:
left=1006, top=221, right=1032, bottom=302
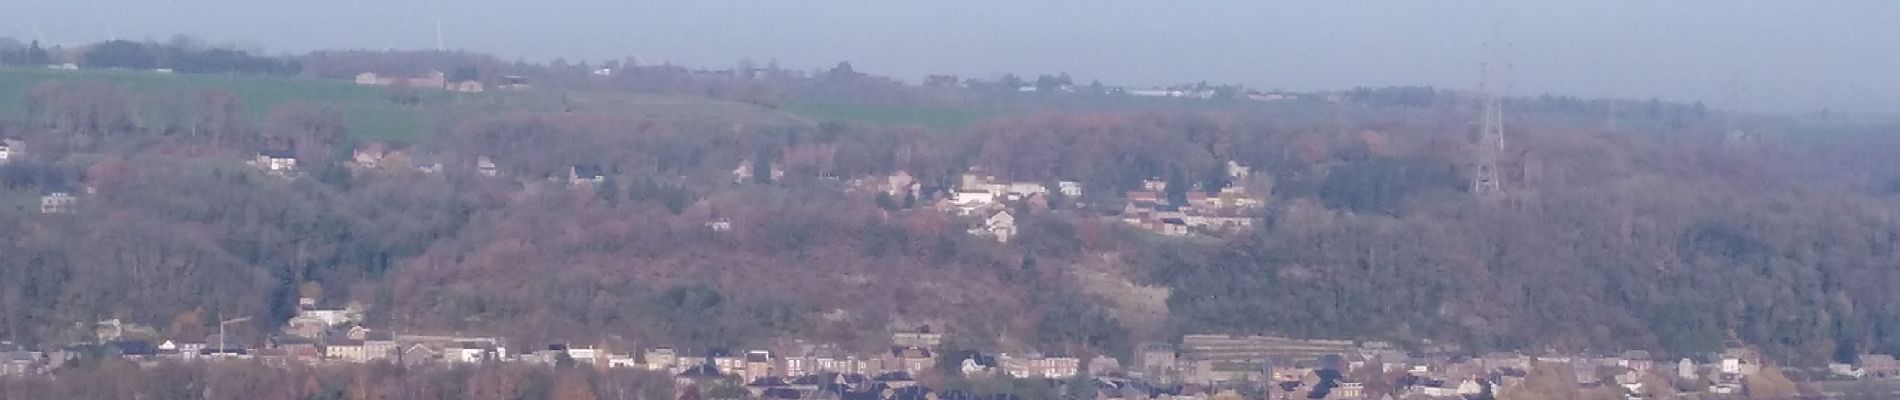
left=1, top=43, right=1898, bottom=366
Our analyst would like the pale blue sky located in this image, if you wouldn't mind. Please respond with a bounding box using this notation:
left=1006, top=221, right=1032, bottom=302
left=7, top=1, right=1898, bottom=113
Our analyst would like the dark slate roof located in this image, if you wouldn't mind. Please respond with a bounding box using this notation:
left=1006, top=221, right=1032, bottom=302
left=269, top=336, right=316, bottom=347
left=890, top=346, right=932, bottom=358
left=793, top=373, right=839, bottom=385
left=679, top=364, right=723, bottom=377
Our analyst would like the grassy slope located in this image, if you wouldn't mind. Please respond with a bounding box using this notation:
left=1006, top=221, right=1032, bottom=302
left=781, top=101, right=997, bottom=129
left=0, top=67, right=440, bottom=140
left=465, top=88, right=808, bottom=127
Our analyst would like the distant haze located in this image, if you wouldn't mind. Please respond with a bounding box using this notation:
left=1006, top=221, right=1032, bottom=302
left=10, top=0, right=1899, bottom=113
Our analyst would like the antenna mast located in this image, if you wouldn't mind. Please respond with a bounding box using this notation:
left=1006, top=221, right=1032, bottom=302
left=1722, top=79, right=1748, bottom=145
left=435, top=19, right=446, bottom=51
left=1472, top=29, right=1508, bottom=198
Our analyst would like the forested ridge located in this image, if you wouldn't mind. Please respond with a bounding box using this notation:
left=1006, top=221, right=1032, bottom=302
left=1, top=40, right=1899, bottom=367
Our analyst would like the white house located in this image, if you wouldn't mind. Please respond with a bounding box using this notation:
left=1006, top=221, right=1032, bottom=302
left=732, top=159, right=785, bottom=183
left=1129, top=88, right=1182, bottom=98
left=0, top=138, right=22, bottom=164
left=1057, top=181, right=1082, bottom=198
left=968, top=211, right=1017, bottom=243
left=886, top=171, right=916, bottom=196
left=609, top=355, right=638, bottom=368
left=569, top=165, right=606, bottom=187
left=1455, top=379, right=1484, bottom=395
left=255, top=150, right=298, bottom=173
left=1032, top=356, right=1081, bottom=378
left=442, top=340, right=506, bottom=364
left=949, top=191, right=998, bottom=215
left=39, top=192, right=76, bottom=214
left=961, top=358, right=987, bottom=375
left=451, top=346, right=486, bottom=363
left=1225, top=161, right=1250, bottom=179
left=568, top=347, right=603, bottom=366
left=1003, top=182, right=1047, bottom=199
left=299, top=309, right=355, bottom=327
left=476, top=156, right=499, bottom=177
left=643, top=348, right=679, bottom=372
left=1142, top=179, right=1168, bottom=192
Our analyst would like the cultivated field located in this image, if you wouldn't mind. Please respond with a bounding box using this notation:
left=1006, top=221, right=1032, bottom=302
left=781, top=101, right=996, bottom=129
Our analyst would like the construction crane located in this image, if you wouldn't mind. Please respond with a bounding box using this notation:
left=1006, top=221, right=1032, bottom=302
left=216, top=316, right=249, bottom=356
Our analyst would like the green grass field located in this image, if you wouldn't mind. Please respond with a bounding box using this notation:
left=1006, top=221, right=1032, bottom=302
left=0, top=67, right=442, bottom=140
left=0, top=67, right=1004, bottom=140
left=460, top=89, right=808, bottom=127
left=781, top=101, right=996, bottom=129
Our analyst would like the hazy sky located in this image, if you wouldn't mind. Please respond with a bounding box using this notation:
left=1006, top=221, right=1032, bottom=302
left=7, top=1, right=1898, bottom=113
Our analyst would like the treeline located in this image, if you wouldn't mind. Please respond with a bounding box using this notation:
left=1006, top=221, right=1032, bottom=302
left=0, top=39, right=51, bottom=67
left=0, top=37, right=298, bottom=75
left=84, top=40, right=300, bottom=75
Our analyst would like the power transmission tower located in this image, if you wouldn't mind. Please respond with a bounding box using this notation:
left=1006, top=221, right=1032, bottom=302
left=1472, top=54, right=1506, bottom=198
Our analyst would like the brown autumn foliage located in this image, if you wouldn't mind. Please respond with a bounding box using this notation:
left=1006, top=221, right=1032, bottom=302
left=0, top=358, right=671, bottom=400
left=2, top=68, right=1900, bottom=366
